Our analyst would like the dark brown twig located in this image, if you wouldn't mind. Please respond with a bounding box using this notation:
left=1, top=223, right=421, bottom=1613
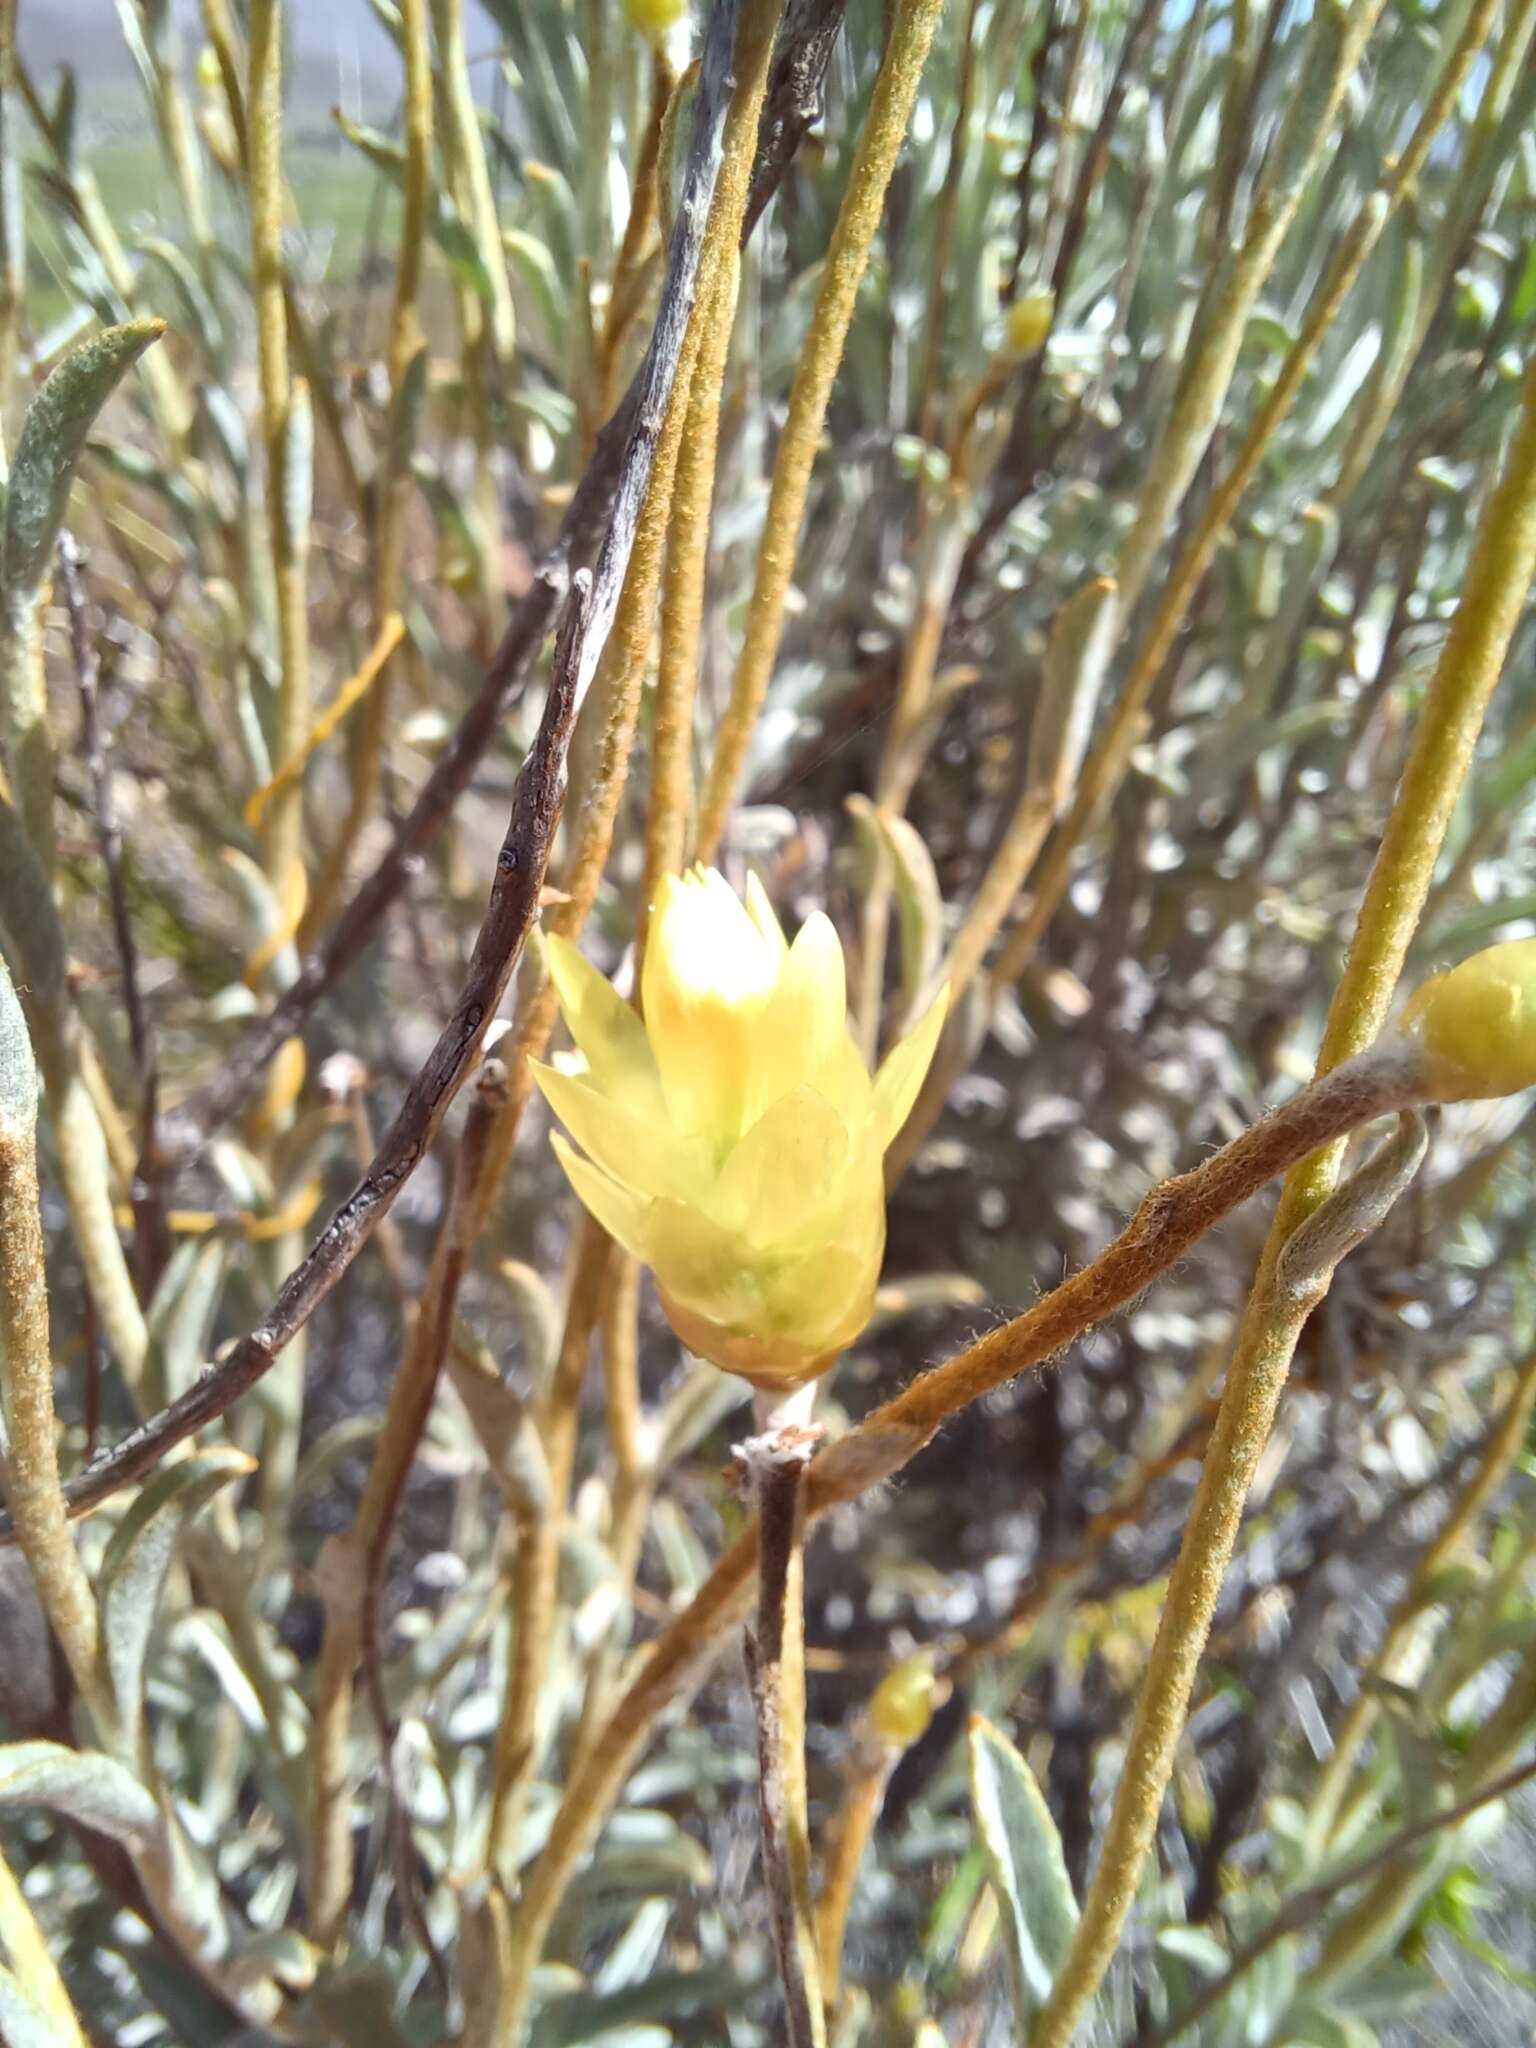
left=1003, top=0, right=1064, bottom=302
left=169, top=0, right=848, bottom=1156
left=497, top=1041, right=1444, bottom=1980
left=742, top=1427, right=825, bottom=2048
left=9, top=0, right=757, bottom=1537
left=357, top=1060, right=506, bottom=1992
left=744, top=0, right=849, bottom=234
left=57, top=531, right=169, bottom=1295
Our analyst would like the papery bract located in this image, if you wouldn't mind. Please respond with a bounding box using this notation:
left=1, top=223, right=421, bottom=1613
left=533, top=867, right=947, bottom=1390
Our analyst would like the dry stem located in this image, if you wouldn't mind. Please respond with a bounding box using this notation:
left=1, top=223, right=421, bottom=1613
left=743, top=1426, right=826, bottom=2048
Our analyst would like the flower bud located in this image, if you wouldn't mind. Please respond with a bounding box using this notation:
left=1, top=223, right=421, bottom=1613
left=868, top=1654, right=940, bottom=1749
left=1007, top=290, right=1055, bottom=357
left=625, top=0, right=689, bottom=35
left=1401, top=938, right=1536, bottom=1101
left=533, top=867, right=947, bottom=1391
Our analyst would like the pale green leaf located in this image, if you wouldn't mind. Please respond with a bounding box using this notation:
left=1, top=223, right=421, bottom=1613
left=1321, top=1963, right=1442, bottom=2021
left=967, top=1714, right=1079, bottom=2013
left=0, top=949, right=35, bottom=1140
left=5, top=320, right=164, bottom=601
left=96, top=1448, right=255, bottom=1747
left=1155, top=1924, right=1231, bottom=1977
left=0, top=1740, right=158, bottom=1846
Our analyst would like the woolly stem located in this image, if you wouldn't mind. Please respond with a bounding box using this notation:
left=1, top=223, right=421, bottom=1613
left=695, top=0, right=945, bottom=860
left=1026, top=350, right=1536, bottom=2048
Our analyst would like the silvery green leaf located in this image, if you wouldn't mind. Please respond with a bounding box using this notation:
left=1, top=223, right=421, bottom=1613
left=96, top=1447, right=256, bottom=1748
left=430, top=196, right=498, bottom=308
left=579, top=1834, right=713, bottom=1894
left=4, top=320, right=163, bottom=601
left=279, top=379, right=313, bottom=560
left=173, top=1612, right=269, bottom=1737
left=1281, top=2006, right=1381, bottom=2048
left=231, top=1927, right=319, bottom=1993
left=504, top=228, right=565, bottom=342
left=0, top=1740, right=158, bottom=1846
left=134, top=236, right=225, bottom=358
left=47, top=69, right=79, bottom=166
left=144, top=1239, right=227, bottom=1407
left=0, top=1964, right=74, bottom=2048
left=1320, top=1963, right=1441, bottom=2021
left=109, top=0, right=158, bottom=101
left=881, top=809, right=945, bottom=1014
left=0, top=950, right=35, bottom=1139
left=594, top=1898, right=670, bottom=1995
left=386, top=344, right=428, bottom=487
left=1029, top=576, right=1118, bottom=808
left=1155, top=1924, right=1230, bottom=1977
left=967, top=1714, right=1079, bottom=2013
left=293, top=1417, right=385, bottom=1502
left=530, top=1964, right=756, bottom=2044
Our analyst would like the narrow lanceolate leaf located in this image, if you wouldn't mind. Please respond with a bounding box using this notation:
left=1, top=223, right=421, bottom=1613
left=386, top=344, right=429, bottom=487
left=883, top=811, right=945, bottom=1016
left=0, top=1740, right=159, bottom=1846
left=1026, top=577, right=1118, bottom=811
left=968, top=1714, right=1080, bottom=2014
left=847, top=796, right=944, bottom=1014
left=144, top=1239, right=228, bottom=1407
left=96, top=1448, right=257, bottom=1751
left=0, top=951, right=35, bottom=1142
left=3, top=320, right=164, bottom=601
left=280, top=378, right=314, bottom=560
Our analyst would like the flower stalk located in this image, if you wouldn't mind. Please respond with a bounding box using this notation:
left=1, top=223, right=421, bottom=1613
left=743, top=1423, right=826, bottom=2048
left=500, top=1027, right=1451, bottom=2020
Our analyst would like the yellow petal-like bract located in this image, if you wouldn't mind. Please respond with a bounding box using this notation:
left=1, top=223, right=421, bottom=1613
left=533, top=867, right=947, bottom=1390
left=1402, top=937, right=1536, bottom=1101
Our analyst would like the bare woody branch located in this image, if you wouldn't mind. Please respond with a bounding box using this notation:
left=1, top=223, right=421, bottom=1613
left=170, top=0, right=849, bottom=1155
left=18, top=0, right=755, bottom=1532
left=1, top=1029, right=1427, bottom=1545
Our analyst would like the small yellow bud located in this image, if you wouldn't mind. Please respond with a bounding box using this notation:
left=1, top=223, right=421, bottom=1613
left=868, top=1654, right=939, bottom=1749
left=625, top=0, right=689, bottom=35
left=533, top=867, right=947, bottom=1391
left=1402, top=938, right=1536, bottom=1101
left=1007, top=290, right=1055, bottom=357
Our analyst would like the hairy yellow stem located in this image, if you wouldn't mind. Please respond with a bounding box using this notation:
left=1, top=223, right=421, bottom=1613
left=0, top=961, right=112, bottom=1732
left=695, top=0, right=946, bottom=860
left=1026, top=351, right=1536, bottom=2048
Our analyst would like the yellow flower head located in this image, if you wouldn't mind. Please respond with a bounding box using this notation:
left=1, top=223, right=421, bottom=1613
left=533, top=867, right=947, bottom=1391
left=1402, top=937, right=1536, bottom=1101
